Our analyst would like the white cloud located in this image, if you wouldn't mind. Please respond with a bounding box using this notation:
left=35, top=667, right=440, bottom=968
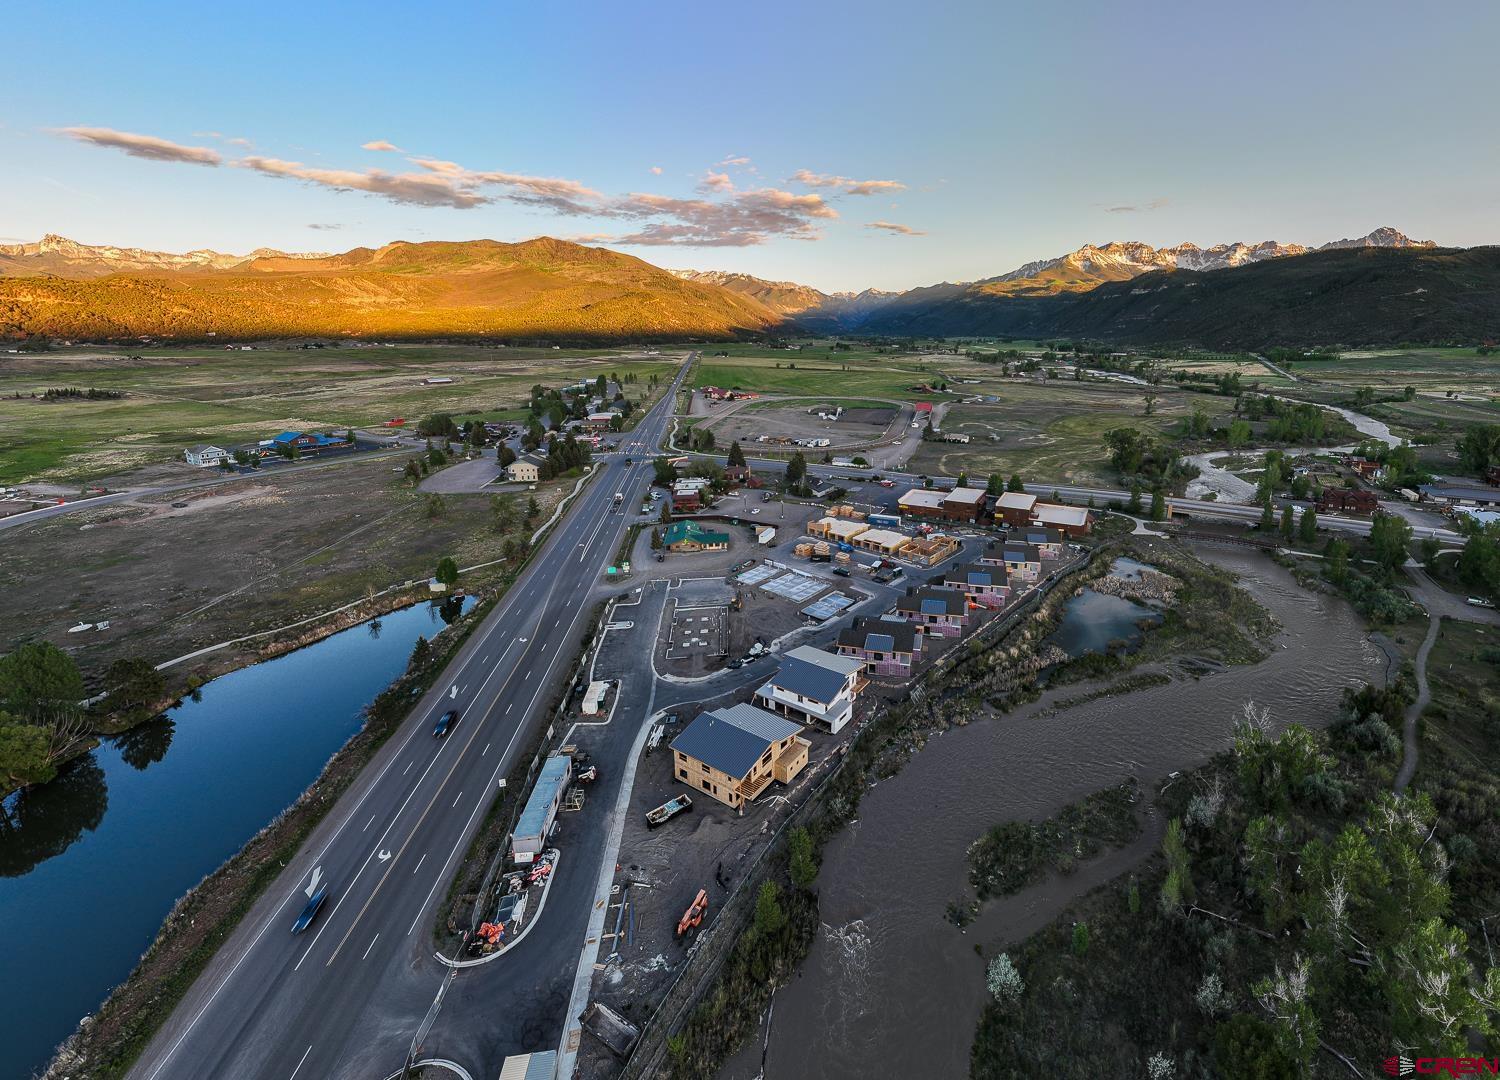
left=362, top=140, right=403, bottom=152
left=59, top=126, right=222, bottom=166
left=238, top=157, right=491, bottom=209
left=791, top=169, right=906, bottom=196
left=718, top=155, right=751, bottom=167
left=698, top=170, right=734, bottom=194
left=650, top=165, right=663, bottom=175
left=865, top=220, right=925, bottom=236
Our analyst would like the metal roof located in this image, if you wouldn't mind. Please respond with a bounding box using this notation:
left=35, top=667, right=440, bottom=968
left=786, top=644, right=864, bottom=676
left=514, top=756, right=570, bottom=841
left=671, top=705, right=797, bottom=779
left=839, top=617, right=916, bottom=654
left=769, top=655, right=848, bottom=704
left=943, top=487, right=986, bottom=505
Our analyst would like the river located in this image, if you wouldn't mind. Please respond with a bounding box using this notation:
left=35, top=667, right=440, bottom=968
left=727, top=546, right=1384, bottom=1080
left=0, top=596, right=474, bottom=1080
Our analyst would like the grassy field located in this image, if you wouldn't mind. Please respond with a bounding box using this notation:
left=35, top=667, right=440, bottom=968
left=0, top=345, right=680, bottom=483
left=904, top=382, right=1231, bottom=485
left=0, top=452, right=577, bottom=684
left=694, top=348, right=963, bottom=399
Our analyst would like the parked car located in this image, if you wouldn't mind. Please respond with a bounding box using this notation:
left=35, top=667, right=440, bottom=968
left=1468, top=596, right=1496, bottom=608
left=727, top=658, right=745, bottom=669
left=434, top=709, right=460, bottom=737
left=832, top=566, right=852, bottom=577
left=750, top=507, right=761, bottom=515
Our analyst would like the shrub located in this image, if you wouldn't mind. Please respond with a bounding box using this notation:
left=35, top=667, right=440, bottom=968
left=986, top=953, right=1023, bottom=1003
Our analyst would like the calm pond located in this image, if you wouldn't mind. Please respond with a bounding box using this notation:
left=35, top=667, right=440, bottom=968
left=1045, top=557, right=1163, bottom=660
left=0, top=597, right=474, bottom=1080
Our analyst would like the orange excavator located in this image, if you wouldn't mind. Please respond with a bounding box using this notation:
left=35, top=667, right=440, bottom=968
left=676, top=889, right=709, bottom=939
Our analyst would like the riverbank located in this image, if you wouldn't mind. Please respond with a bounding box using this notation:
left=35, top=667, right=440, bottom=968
left=37, top=594, right=492, bottom=1080
left=723, top=543, right=1380, bottom=1080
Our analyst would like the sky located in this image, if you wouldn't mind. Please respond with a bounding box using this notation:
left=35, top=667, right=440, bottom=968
left=4, top=0, right=1498, bottom=292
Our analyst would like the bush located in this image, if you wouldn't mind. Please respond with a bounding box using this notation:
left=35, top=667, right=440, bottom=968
left=986, top=953, right=1023, bottom=1003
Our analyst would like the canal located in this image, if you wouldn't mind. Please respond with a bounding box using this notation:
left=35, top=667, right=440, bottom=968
left=0, top=597, right=474, bottom=1080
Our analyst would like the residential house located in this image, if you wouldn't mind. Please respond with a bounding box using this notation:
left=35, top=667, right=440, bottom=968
left=1032, top=502, right=1092, bottom=537
left=894, top=587, right=969, bottom=637
left=670, top=703, right=809, bottom=811
left=663, top=520, right=730, bottom=552
left=898, top=533, right=960, bottom=566
left=1346, top=456, right=1387, bottom=482
left=993, top=491, right=1038, bottom=527
left=941, top=562, right=1011, bottom=608
left=754, top=645, right=866, bottom=735
left=506, top=460, right=540, bottom=484
left=1317, top=487, right=1377, bottom=515
left=836, top=617, right=919, bottom=677
left=1023, top=527, right=1065, bottom=558
left=982, top=540, right=1042, bottom=582
left=184, top=444, right=230, bottom=468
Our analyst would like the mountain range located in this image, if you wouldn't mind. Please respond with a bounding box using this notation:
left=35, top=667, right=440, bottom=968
left=0, top=227, right=1492, bottom=347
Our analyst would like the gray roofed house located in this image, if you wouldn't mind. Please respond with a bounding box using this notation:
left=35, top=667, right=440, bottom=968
left=670, top=703, right=808, bottom=810
left=942, top=561, right=1011, bottom=607
left=753, top=646, right=866, bottom=735
left=895, top=586, right=969, bottom=635
left=837, top=617, right=919, bottom=676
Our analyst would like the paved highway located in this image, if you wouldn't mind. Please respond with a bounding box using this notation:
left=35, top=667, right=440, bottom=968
left=128, top=361, right=691, bottom=1080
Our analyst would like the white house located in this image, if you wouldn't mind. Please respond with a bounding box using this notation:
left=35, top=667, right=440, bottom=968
left=753, top=645, right=866, bottom=734
left=184, top=444, right=231, bottom=468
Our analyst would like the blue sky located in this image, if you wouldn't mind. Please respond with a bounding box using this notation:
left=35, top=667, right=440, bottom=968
left=5, top=0, right=1497, bottom=291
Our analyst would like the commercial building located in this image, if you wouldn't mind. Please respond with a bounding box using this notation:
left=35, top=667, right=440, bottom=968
left=1032, top=502, right=1092, bottom=537
left=1418, top=484, right=1500, bottom=509
left=898, top=533, right=960, bottom=566
left=754, top=645, right=866, bottom=734
left=836, top=617, right=919, bottom=676
left=511, top=755, right=572, bottom=864
left=671, top=703, right=810, bottom=810
left=809, top=517, right=870, bottom=543
left=583, top=412, right=618, bottom=431
left=184, top=444, right=230, bottom=468
left=939, top=486, right=987, bottom=522
left=851, top=527, right=909, bottom=556
left=897, top=488, right=949, bottom=518
left=507, top=460, right=540, bottom=484
left=941, top=562, right=1011, bottom=607
left=663, top=520, right=730, bottom=552
left=993, top=491, right=1038, bottom=527
left=894, top=587, right=969, bottom=636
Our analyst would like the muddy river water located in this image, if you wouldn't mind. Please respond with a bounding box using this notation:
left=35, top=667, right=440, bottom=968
left=724, top=545, right=1385, bottom=1080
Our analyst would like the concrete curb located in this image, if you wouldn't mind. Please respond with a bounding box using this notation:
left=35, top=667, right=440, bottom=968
left=434, top=850, right=562, bottom=969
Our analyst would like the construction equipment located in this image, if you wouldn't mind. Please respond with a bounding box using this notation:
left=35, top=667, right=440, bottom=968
left=575, top=764, right=598, bottom=784
left=676, top=888, right=709, bottom=939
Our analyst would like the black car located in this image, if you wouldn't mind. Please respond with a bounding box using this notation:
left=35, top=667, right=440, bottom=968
left=434, top=709, right=460, bottom=737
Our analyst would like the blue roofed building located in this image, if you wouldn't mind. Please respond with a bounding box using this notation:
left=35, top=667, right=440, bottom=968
left=894, top=586, right=969, bottom=637
left=941, top=561, right=1011, bottom=608
left=670, top=703, right=809, bottom=810
left=837, top=616, right=920, bottom=677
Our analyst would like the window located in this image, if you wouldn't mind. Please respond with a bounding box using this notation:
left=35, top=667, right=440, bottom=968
left=702, top=779, right=712, bottom=792
left=759, top=748, right=772, bottom=765
left=701, top=762, right=710, bottom=773
left=678, top=768, right=687, bottom=779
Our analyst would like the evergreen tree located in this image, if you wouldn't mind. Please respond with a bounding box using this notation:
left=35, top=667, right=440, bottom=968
left=1299, top=505, right=1318, bottom=543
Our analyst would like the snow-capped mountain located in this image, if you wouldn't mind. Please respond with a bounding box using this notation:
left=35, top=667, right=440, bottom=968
left=0, top=234, right=331, bottom=277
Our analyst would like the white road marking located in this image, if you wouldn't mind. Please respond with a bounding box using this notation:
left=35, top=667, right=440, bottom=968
left=288, top=1045, right=313, bottom=1080
left=452, top=791, right=463, bottom=808
left=403, top=760, right=414, bottom=776
left=363, top=814, right=376, bottom=833
left=413, top=853, right=427, bottom=875
left=482, top=742, right=491, bottom=755
left=361, top=934, right=380, bottom=961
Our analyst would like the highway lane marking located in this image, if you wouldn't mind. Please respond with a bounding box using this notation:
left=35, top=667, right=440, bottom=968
left=288, top=1044, right=312, bottom=1079
left=361, top=934, right=380, bottom=961
left=363, top=814, right=376, bottom=832
left=482, top=742, right=491, bottom=755
left=506, top=703, right=513, bottom=713
left=413, top=853, right=427, bottom=875
left=452, top=791, right=463, bottom=808
left=403, top=760, right=414, bottom=776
